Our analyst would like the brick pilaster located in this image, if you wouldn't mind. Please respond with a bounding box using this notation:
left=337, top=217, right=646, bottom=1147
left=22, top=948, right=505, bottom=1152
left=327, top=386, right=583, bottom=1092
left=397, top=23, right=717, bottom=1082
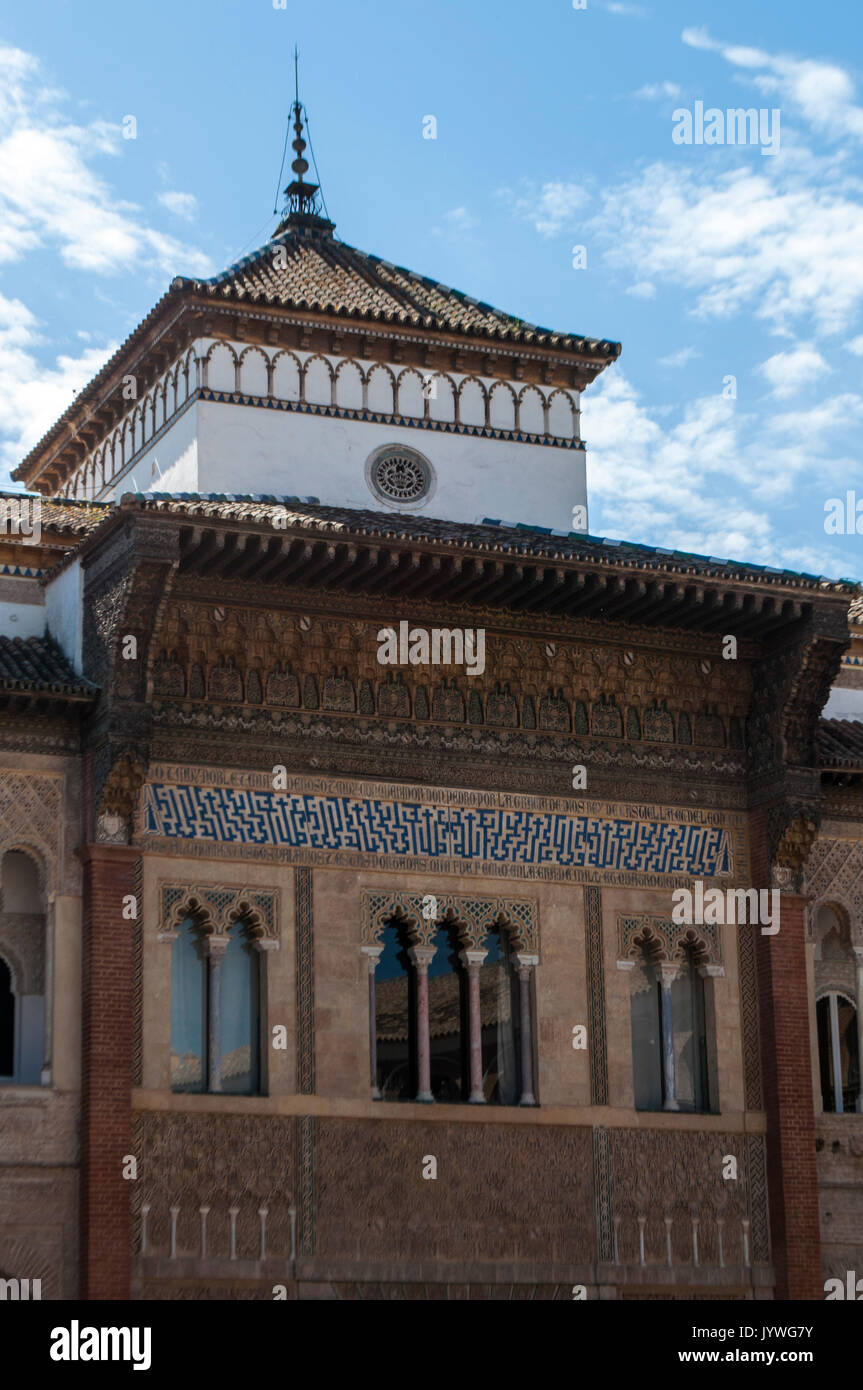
left=749, top=807, right=822, bottom=1300
left=79, top=842, right=138, bottom=1300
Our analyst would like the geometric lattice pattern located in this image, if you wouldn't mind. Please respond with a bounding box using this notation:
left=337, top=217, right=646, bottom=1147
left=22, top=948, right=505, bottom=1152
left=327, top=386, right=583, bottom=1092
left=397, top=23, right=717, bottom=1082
left=617, top=912, right=723, bottom=966
left=0, top=771, right=62, bottom=892
left=361, top=889, right=538, bottom=952
left=144, top=783, right=733, bottom=879
left=805, top=837, right=863, bottom=940
left=160, top=882, right=279, bottom=939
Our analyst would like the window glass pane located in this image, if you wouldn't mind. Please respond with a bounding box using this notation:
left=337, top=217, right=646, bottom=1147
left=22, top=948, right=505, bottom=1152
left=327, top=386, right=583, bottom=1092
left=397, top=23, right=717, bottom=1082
left=837, top=998, right=860, bottom=1112
left=220, top=926, right=259, bottom=1095
left=428, top=926, right=466, bottom=1102
left=0, top=958, right=14, bottom=1078
left=170, top=918, right=206, bottom=1092
left=630, top=951, right=662, bottom=1111
left=817, top=996, right=834, bottom=1111
left=376, top=924, right=413, bottom=1100
left=671, top=957, right=709, bottom=1112
left=480, top=930, right=520, bottom=1105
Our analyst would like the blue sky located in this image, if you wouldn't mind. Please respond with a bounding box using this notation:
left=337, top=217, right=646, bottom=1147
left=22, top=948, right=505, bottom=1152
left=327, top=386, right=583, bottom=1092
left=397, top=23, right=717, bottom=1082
left=1, top=0, right=862, bottom=578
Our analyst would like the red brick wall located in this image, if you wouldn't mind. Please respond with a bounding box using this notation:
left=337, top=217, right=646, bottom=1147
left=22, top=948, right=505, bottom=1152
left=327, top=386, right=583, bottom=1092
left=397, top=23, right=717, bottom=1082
left=749, top=807, right=822, bottom=1300
left=79, top=842, right=138, bottom=1300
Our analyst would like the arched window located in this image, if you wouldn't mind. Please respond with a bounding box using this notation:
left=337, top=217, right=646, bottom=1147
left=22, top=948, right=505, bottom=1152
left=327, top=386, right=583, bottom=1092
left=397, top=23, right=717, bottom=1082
left=170, top=915, right=261, bottom=1095
left=813, top=902, right=860, bottom=1114
left=817, top=993, right=860, bottom=1114
left=368, top=910, right=537, bottom=1106
left=629, top=939, right=710, bottom=1113
left=0, top=851, right=46, bottom=1086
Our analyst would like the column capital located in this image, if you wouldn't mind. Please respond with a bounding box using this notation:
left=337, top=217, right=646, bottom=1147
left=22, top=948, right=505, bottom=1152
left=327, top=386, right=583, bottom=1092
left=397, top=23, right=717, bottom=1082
left=361, top=944, right=384, bottom=973
left=460, top=949, right=488, bottom=970
left=251, top=937, right=280, bottom=953
left=205, top=933, right=230, bottom=958
left=408, top=945, right=436, bottom=972
left=658, top=961, right=680, bottom=986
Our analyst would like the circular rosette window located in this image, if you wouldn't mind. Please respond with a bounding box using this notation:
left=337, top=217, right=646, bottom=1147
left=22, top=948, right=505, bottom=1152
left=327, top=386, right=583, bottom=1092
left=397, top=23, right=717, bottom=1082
left=365, top=445, right=435, bottom=509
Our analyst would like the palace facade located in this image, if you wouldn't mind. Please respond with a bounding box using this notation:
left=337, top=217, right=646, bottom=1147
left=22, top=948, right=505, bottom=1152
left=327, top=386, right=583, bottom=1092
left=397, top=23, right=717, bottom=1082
left=1, top=106, right=862, bottom=1301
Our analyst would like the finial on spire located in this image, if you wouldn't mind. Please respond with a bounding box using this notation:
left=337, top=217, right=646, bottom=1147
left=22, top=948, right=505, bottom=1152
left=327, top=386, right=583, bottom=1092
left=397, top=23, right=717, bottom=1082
left=274, top=47, right=334, bottom=236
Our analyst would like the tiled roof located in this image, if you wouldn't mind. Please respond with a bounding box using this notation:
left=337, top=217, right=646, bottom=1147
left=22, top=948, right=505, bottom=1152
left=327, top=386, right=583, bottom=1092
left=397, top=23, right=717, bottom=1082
left=850, top=596, right=863, bottom=626
left=117, top=492, right=859, bottom=593
left=0, top=493, right=110, bottom=538
left=14, top=224, right=619, bottom=488
left=0, top=636, right=96, bottom=697
left=191, top=227, right=621, bottom=356
left=818, top=718, right=863, bottom=768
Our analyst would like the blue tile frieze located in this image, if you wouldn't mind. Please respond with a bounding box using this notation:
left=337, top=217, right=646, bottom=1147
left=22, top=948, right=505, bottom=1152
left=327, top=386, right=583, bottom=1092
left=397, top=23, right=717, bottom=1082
left=142, top=776, right=737, bottom=881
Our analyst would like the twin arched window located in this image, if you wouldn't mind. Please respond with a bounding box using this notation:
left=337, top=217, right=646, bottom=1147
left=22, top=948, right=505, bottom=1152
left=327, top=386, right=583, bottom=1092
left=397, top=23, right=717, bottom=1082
left=629, top=943, right=711, bottom=1113
left=170, top=916, right=261, bottom=1095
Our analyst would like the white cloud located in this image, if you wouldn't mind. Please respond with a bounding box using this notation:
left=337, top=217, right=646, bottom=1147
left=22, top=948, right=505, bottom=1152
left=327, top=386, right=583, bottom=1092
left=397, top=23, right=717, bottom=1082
left=599, top=1, right=648, bottom=15
left=157, top=190, right=198, bottom=222
left=634, top=81, right=683, bottom=100
left=759, top=345, right=830, bottom=397
left=593, top=162, right=863, bottom=335
left=0, top=43, right=211, bottom=277
left=0, top=291, right=117, bottom=475
left=681, top=27, right=863, bottom=143
left=582, top=368, right=863, bottom=573
left=846, top=335, right=863, bottom=356
left=509, top=181, right=587, bottom=237
left=658, top=345, right=700, bottom=367
left=625, top=281, right=656, bottom=299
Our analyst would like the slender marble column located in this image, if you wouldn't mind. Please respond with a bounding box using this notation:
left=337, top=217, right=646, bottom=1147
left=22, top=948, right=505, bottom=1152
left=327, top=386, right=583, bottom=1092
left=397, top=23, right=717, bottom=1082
left=361, top=945, right=384, bottom=1098
left=409, top=945, right=436, bottom=1102
left=658, top=962, right=680, bottom=1112
left=205, top=934, right=230, bottom=1093
left=854, top=948, right=863, bottom=1114
left=461, top=949, right=488, bottom=1104
left=515, top=952, right=539, bottom=1106
left=829, top=992, right=844, bottom=1114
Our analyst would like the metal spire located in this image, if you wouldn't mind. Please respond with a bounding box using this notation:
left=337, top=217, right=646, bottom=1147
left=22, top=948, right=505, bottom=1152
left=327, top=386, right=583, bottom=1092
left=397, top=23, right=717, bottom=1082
left=275, top=47, right=332, bottom=233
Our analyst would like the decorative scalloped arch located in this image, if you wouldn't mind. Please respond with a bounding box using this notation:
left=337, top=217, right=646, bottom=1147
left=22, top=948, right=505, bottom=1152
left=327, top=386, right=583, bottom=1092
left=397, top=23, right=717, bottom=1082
left=361, top=889, right=538, bottom=953
left=205, top=340, right=238, bottom=393
left=457, top=375, right=487, bottom=427
left=517, top=384, right=546, bottom=435
left=238, top=344, right=270, bottom=397
left=367, top=362, right=395, bottom=414
left=488, top=380, right=517, bottom=431
left=548, top=387, right=577, bottom=440
left=395, top=366, right=425, bottom=419
left=334, top=357, right=364, bottom=411
left=426, top=371, right=456, bottom=423
left=161, top=882, right=279, bottom=941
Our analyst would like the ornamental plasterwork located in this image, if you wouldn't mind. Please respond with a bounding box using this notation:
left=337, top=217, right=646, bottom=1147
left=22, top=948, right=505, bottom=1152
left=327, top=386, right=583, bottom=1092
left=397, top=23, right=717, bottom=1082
left=160, top=882, right=280, bottom=941
left=617, top=912, right=724, bottom=968
left=360, top=889, right=538, bottom=953
left=805, top=837, right=863, bottom=943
